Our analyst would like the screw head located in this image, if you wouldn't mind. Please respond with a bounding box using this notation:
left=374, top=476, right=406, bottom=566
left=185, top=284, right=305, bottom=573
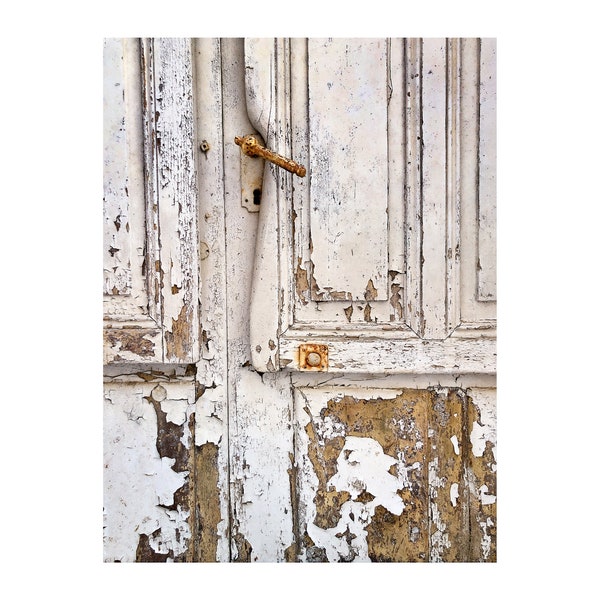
left=306, top=351, right=322, bottom=367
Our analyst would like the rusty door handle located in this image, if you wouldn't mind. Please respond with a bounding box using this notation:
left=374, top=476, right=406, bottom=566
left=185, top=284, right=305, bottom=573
left=235, top=135, right=306, bottom=177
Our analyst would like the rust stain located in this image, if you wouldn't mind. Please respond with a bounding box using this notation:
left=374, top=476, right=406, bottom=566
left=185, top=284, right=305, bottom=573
left=104, top=329, right=156, bottom=357
left=298, top=343, right=328, bottom=371
left=194, top=442, right=221, bottom=562
left=235, top=134, right=306, bottom=177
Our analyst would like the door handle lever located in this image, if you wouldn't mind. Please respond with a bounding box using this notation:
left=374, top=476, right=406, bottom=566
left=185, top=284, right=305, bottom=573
left=235, top=135, right=306, bottom=177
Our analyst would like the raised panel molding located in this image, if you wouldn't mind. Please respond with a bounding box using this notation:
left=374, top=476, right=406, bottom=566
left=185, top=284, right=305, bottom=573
left=477, top=38, right=497, bottom=302
left=245, top=38, right=496, bottom=375
left=103, top=38, right=200, bottom=365
left=404, top=38, right=461, bottom=340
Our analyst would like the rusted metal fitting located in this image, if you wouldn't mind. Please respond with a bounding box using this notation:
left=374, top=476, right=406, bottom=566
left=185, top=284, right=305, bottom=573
left=235, top=134, right=307, bottom=177
left=298, top=343, right=328, bottom=371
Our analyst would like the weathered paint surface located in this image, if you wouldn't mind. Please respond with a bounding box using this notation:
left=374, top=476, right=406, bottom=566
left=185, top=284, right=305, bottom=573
left=103, top=378, right=195, bottom=562
left=308, top=38, right=389, bottom=300
left=248, top=37, right=496, bottom=375
left=293, top=387, right=496, bottom=561
left=103, top=38, right=200, bottom=365
left=103, top=37, right=496, bottom=563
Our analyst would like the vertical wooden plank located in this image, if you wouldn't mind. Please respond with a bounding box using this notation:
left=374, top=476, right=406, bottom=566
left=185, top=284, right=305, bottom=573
left=294, top=387, right=430, bottom=562
left=420, top=38, right=447, bottom=338
left=224, top=39, right=296, bottom=561
left=477, top=38, right=497, bottom=301
left=459, top=38, right=496, bottom=324
left=405, top=38, right=461, bottom=339
left=103, top=38, right=132, bottom=296
left=103, top=378, right=196, bottom=562
left=404, top=38, right=424, bottom=335
left=291, top=38, right=312, bottom=309
left=155, top=39, right=200, bottom=363
left=467, top=388, right=497, bottom=561
left=193, top=37, right=230, bottom=562
left=229, top=371, right=296, bottom=562
left=246, top=38, right=284, bottom=372
left=142, top=38, right=200, bottom=363
left=308, top=38, right=389, bottom=302
left=428, top=389, right=469, bottom=562
left=141, top=39, right=163, bottom=329
left=387, top=38, right=406, bottom=285
left=445, top=39, right=462, bottom=333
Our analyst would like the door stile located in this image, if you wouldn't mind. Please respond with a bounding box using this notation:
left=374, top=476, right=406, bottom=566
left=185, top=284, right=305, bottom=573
left=193, top=37, right=231, bottom=562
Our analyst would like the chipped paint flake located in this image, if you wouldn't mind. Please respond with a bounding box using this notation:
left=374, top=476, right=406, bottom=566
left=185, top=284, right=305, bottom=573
left=450, top=434, right=460, bottom=455
left=104, top=383, right=194, bottom=562
left=329, top=437, right=405, bottom=515
left=450, top=482, right=459, bottom=507
left=478, top=484, right=496, bottom=506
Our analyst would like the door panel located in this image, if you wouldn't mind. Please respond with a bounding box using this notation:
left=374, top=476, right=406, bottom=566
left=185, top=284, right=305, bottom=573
left=103, top=37, right=496, bottom=563
left=103, top=38, right=200, bottom=365
left=308, top=39, right=389, bottom=301
left=247, top=38, right=496, bottom=374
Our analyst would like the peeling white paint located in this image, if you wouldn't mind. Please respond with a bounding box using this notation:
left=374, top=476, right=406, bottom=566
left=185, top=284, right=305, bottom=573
left=103, top=384, right=193, bottom=561
left=478, top=484, right=496, bottom=505
left=314, top=414, right=346, bottom=442
left=450, top=482, right=459, bottom=507
left=480, top=517, right=494, bottom=560
left=469, top=388, right=497, bottom=468
left=195, top=387, right=224, bottom=446
left=307, top=436, right=407, bottom=562
left=160, top=399, right=189, bottom=427
left=103, top=37, right=496, bottom=563
left=149, top=506, right=191, bottom=558
left=429, top=502, right=451, bottom=562
left=330, top=437, right=405, bottom=515
left=151, top=457, right=188, bottom=506
left=230, top=370, right=295, bottom=561
left=450, top=434, right=460, bottom=455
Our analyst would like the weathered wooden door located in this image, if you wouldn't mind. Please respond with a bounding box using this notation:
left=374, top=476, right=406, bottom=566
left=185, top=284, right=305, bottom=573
left=103, top=37, right=496, bottom=562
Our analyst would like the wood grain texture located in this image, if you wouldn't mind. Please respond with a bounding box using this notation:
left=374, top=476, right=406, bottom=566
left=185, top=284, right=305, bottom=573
left=477, top=38, right=497, bottom=301
left=104, top=38, right=200, bottom=365
left=308, top=39, right=389, bottom=301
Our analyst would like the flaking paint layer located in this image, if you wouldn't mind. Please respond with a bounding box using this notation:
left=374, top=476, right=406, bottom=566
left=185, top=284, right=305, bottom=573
left=296, top=387, right=496, bottom=562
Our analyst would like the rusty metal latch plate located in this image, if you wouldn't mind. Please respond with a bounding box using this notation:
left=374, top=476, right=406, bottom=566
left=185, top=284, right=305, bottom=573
left=239, top=132, right=265, bottom=213
left=298, top=343, right=328, bottom=371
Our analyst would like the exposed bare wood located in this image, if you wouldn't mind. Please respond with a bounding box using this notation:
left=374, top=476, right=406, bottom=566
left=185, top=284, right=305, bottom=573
left=104, top=37, right=496, bottom=564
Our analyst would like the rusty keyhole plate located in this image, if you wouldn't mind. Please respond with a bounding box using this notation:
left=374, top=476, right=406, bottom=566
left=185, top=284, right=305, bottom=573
left=298, top=343, right=328, bottom=371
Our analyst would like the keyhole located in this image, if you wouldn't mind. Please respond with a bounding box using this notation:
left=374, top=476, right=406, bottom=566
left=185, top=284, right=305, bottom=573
left=253, top=188, right=262, bottom=205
